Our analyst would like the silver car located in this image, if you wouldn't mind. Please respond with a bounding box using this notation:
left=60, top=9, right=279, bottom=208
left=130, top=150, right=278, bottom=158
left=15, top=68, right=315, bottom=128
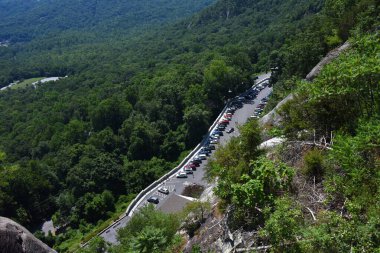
left=158, top=187, right=169, bottom=194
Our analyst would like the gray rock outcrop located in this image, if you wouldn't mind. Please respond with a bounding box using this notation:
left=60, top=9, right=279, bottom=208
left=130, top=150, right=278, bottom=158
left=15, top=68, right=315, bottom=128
left=0, top=217, right=55, bottom=253
left=259, top=93, right=294, bottom=127
left=306, top=41, right=350, bottom=81
left=260, top=41, right=351, bottom=128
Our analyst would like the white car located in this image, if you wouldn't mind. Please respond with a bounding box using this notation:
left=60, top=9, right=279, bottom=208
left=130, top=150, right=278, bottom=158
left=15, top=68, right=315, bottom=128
left=184, top=167, right=193, bottom=174
left=198, top=154, right=207, bottom=160
left=210, top=139, right=219, bottom=144
left=158, top=187, right=169, bottom=194
left=176, top=172, right=188, bottom=178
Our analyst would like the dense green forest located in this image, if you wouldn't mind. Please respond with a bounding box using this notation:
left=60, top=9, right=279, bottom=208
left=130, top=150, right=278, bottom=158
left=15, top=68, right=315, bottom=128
left=0, top=0, right=215, bottom=41
left=0, top=0, right=379, bottom=251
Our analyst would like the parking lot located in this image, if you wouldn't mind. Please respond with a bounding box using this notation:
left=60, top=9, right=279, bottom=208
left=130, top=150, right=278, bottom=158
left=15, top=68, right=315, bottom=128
left=99, top=73, right=272, bottom=244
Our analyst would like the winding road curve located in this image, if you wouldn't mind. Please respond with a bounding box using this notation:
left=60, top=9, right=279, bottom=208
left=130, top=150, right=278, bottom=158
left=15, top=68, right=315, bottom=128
left=86, top=73, right=272, bottom=246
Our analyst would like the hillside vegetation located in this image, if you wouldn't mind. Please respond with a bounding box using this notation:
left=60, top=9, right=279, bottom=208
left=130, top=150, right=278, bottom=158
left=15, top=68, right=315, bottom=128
left=0, top=0, right=215, bottom=42
left=199, top=1, right=380, bottom=252
left=0, top=0, right=379, bottom=252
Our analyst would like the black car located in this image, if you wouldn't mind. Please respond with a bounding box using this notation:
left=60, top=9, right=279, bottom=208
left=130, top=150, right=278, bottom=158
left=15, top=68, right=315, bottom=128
left=226, top=127, right=235, bottom=134
left=147, top=196, right=159, bottom=204
left=191, top=158, right=202, bottom=164
left=199, top=150, right=210, bottom=156
left=201, top=147, right=212, bottom=153
left=213, top=130, right=223, bottom=135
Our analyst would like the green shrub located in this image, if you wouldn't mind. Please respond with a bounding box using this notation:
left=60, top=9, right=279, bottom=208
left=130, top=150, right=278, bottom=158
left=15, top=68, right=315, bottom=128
left=302, top=149, right=324, bottom=179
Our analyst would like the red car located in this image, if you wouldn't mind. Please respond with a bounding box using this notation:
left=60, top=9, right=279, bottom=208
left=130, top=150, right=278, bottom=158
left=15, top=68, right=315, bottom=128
left=219, top=119, right=229, bottom=124
left=188, top=162, right=199, bottom=168
left=185, top=164, right=197, bottom=171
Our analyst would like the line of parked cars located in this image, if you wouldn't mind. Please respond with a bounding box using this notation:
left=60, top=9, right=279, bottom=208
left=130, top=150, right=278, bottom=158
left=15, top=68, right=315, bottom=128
left=148, top=81, right=271, bottom=205
left=175, top=101, right=239, bottom=180
left=250, top=93, right=271, bottom=119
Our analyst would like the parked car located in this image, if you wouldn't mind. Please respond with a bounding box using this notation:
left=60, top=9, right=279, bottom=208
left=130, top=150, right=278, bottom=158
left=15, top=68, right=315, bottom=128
left=211, top=134, right=221, bottom=139
left=206, top=145, right=216, bottom=150
left=187, top=163, right=198, bottom=169
left=219, top=119, right=229, bottom=124
left=217, top=126, right=226, bottom=131
left=212, top=130, right=223, bottom=136
left=201, top=147, right=212, bottom=153
left=253, top=111, right=261, bottom=116
left=199, top=154, right=207, bottom=160
left=184, top=166, right=193, bottom=174
left=208, top=137, right=217, bottom=143
left=176, top=172, right=188, bottom=178
left=210, top=139, right=219, bottom=144
left=147, top=196, right=159, bottom=204
left=226, top=127, right=235, bottom=134
left=218, top=123, right=228, bottom=128
left=192, top=157, right=202, bottom=164
left=201, top=146, right=211, bottom=151
left=199, top=150, right=210, bottom=156
left=158, top=187, right=169, bottom=195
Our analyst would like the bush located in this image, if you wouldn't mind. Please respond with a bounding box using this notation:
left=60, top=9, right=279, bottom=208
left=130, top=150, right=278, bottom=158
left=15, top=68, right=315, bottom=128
left=302, top=149, right=324, bottom=179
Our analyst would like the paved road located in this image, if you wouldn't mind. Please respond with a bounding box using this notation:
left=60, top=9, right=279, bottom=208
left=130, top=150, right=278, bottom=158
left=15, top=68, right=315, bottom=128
left=99, top=73, right=272, bottom=244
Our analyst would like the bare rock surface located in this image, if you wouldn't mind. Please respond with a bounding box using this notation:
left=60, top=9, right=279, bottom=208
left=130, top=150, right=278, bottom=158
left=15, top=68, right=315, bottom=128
left=260, top=41, right=351, bottom=128
left=306, top=41, right=350, bottom=81
left=259, top=93, right=293, bottom=127
left=0, top=217, right=55, bottom=253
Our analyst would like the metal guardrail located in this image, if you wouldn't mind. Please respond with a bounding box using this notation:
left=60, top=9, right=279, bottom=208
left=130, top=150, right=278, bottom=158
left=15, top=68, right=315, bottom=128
left=124, top=77, right=270, bottom=218
left=125, top=98, right=231, bottom=217
left=83, top=77, right=271, bottom=248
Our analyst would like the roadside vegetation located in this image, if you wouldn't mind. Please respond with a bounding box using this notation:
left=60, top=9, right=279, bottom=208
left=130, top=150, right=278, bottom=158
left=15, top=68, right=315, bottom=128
left=0, top=0, right=379, bottom=251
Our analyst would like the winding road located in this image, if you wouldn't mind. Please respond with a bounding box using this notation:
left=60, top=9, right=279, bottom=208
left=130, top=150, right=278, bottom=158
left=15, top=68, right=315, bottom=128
left=95, top=73, right=272, bottom=245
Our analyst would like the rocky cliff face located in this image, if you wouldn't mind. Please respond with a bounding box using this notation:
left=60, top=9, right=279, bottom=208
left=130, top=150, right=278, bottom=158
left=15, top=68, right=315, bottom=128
left=0, top=217, right=55, bottom=253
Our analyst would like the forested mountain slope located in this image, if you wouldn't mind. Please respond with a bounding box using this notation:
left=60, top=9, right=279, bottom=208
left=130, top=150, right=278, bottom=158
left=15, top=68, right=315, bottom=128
left=0, top=0, right=379, bottom=251
left=0, top=0, right=215, bottom=42
left=0, top=0, right=324, bottom=86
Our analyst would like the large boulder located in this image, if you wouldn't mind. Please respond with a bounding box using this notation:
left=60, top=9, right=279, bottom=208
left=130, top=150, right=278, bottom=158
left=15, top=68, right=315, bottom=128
left=0, top=217, right=55, bottom=253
